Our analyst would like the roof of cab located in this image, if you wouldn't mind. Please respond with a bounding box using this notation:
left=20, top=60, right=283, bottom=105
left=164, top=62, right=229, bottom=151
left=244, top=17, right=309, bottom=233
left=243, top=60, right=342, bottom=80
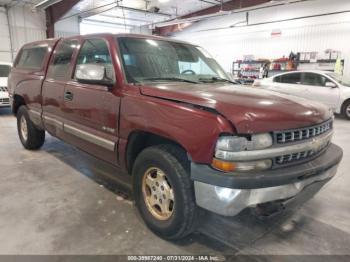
left=21, top=38, right=59, bottom=48
left=38, top=33, right=190, bottom=45
left=114, top=33, right=190, bottom=44
left=70, top=33, right=192, bottom=44
left=19, top=33, right=194, bottom=51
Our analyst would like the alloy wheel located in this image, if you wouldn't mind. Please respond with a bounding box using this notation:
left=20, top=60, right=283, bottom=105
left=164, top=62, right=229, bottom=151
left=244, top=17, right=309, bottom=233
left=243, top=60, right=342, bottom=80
left=20, top=115, right=28, bottom=141
left=142, top=167, right=175, bottom=220
left=346, top=104, right=350, bottom=118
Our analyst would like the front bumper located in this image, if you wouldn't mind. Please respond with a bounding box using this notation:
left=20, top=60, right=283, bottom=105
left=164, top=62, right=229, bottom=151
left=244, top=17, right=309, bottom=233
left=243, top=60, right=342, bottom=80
left=0, top=99, right=10, bottom=107
left=0, top=93, right=10, bottom=108
left=192, top=143, right=342, bottom=216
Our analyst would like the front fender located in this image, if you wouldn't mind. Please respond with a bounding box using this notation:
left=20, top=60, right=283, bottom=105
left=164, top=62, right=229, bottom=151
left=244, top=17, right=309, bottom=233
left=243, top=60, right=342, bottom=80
left=119, top=94, right=234, bottom=164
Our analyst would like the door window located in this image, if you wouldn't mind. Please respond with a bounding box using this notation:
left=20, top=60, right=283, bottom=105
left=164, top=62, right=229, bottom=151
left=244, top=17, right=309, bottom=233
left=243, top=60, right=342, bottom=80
left=47, top=39, right=78, bottom=80
left=278, top=73, right=301, bottom=84
left=273, top=75, right=282, bottom=83
left=74, top=38, right=115, bottom=81
left=16, top=46, right=47, bottom=70
left=301, top=73, right=327, bottom=87
left=0, top=65, right=11, bottom=77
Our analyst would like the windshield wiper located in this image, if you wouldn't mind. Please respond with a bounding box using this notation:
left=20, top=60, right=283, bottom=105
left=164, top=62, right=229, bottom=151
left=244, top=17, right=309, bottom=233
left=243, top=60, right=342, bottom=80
left=199, top=76, right=238, bottom=84
left=142, top=77, right=199, bottom=84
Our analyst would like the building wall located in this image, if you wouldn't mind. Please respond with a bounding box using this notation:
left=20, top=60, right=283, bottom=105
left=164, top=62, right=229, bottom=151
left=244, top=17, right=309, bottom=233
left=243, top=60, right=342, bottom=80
left=80, top=19, right=130, bottom=34
left=173, top=0, right=350, bottom=76
left=130, top=25, right=152, bottom=35
left=0, top=5, right=46, bottom=63
left=0, top=7, right=12, bottom=62
left=55, top=16, right=80, bottom=38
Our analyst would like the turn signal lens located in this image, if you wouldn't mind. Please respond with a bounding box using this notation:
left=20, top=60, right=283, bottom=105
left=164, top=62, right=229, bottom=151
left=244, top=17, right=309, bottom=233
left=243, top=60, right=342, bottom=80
left=212, top=159, right=236, bottom=172
left=212, top=158, right=272, bottom=173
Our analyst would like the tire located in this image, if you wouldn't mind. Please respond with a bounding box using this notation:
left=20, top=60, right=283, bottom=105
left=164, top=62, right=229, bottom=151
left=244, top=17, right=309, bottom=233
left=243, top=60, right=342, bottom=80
left=17, top=106, right=45, bottom=150
left=132, top=144, right=197, bottom=240
left=342, top=100, right=350, bottom=120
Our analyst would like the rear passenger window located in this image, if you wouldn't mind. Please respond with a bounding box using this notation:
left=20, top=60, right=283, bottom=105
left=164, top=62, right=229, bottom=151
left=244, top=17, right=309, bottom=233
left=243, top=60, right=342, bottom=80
left=16, top=46, right=47, bottom=70
left=47, top=39, right=78, bottom=80
left=280, top=73, right=301, bottom=84
left=74, top=38, right=115, bottom=81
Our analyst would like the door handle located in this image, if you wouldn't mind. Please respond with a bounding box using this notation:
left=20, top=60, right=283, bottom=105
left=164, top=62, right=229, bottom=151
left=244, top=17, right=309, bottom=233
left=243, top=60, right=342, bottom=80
left=64, top=91, right=74, bottom=101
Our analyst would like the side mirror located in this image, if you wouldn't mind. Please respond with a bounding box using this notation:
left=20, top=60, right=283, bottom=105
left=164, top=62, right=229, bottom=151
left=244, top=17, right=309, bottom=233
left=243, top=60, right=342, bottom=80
left=325, top=81, right=337, bottom=88
left=75, top=64, right=114, bottom=87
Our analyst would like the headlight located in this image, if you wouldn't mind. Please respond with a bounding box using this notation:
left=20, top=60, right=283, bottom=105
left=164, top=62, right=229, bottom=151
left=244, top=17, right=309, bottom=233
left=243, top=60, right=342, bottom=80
left=213, top=133, right=273, bottom=172
left=216, top=133, right=273, bottom=153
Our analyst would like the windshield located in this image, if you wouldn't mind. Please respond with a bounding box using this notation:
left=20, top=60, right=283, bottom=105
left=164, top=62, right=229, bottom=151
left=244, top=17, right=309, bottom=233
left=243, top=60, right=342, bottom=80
left=117, top=37, right=230, bottom=84
left=326, top=72, right=350, bottom=87
left=0, top=65, right=11, bottom=77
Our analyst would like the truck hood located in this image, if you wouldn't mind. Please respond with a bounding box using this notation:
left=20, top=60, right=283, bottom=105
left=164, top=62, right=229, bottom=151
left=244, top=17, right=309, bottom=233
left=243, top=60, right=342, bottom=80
left=140, top=83, right=332, bottom=134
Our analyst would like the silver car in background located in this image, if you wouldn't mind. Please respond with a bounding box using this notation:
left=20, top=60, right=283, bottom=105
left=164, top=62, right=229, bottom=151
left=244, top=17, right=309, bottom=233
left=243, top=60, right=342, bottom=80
left=0, top=62, right=12, bottom=108
left=254, top=70, right=350, bottom=120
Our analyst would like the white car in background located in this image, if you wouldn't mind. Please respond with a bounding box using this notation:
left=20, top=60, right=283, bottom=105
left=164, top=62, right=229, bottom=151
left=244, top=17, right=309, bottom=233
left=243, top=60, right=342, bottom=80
left=0, top=62, right=12, bottom=108
left=254, top=70, right=350, bottom=120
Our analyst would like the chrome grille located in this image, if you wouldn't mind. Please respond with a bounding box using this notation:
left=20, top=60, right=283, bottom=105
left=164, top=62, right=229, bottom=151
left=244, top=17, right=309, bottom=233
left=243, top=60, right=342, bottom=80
left=0, top=87, right=8, bottom=92
left=274, top=120, right=332, bottom=144
left=0, top=98, right=10, bottom=104
left=275, top=137, right=330, bottom=165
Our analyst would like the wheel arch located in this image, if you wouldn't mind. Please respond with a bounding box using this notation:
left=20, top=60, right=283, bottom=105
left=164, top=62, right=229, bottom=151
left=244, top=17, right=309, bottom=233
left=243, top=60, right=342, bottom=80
left=341, top=97, right=350, bottom=115
left=12, top=94, right=26, bottom=115
left=125, top=130, right=190, bottom=175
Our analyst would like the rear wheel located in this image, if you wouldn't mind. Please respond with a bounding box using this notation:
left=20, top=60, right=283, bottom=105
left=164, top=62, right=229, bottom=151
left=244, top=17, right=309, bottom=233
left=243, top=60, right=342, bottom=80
left=132, top=144, right=197, bottom=240
left=342, top=100, right=350, bottom=120
left=17, top=106, right=45, bottom=150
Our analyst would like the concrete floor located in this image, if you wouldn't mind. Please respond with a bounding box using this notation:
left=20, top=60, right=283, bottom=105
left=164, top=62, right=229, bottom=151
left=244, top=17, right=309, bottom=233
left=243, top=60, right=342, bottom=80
left=0, top=107, right=350, bottom=255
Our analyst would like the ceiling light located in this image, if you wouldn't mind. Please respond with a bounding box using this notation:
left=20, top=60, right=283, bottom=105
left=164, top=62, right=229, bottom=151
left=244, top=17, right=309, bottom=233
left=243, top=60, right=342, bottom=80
left=158, top=0, right=170, bottom=3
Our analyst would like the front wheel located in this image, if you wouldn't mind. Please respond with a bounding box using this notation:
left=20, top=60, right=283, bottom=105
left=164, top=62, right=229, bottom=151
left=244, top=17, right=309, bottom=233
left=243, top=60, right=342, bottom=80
left=132, top=145, right=197, bottom=240
left=342, top=100, right=350, bottom=120
left=17, top=106, right=45, bottom=150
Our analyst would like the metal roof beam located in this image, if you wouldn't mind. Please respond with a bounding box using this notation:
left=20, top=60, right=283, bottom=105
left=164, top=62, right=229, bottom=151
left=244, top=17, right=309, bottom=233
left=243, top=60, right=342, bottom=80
left=35, top=0, right=63, bottom=9
left=82, top=18, right=134, bottom=28
left=64, top=2, right=173, bottom=20
left=45, top=0, right=80, bottom=38
left=97, top=13, right=152, bottom=23
left=117, top=5, right=172, bottom=17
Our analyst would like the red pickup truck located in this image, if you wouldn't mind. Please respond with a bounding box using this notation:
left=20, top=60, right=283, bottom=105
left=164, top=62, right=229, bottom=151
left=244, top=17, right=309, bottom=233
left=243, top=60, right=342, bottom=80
left=8, top=34, right=342, bottom=240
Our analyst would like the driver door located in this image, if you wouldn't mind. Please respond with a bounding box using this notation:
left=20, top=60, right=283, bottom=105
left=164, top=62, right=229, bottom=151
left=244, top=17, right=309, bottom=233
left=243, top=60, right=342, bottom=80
left=62, top=37, right=120, bottom=165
